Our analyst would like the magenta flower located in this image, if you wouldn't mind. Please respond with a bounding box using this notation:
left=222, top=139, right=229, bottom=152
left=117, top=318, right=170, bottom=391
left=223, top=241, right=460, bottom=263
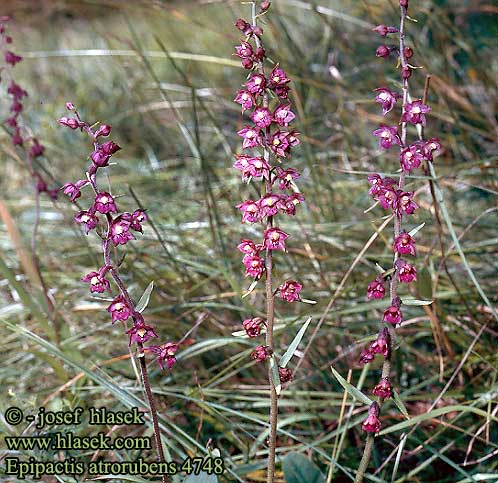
left=278, top=367, right=293, bottom=383
left=129, top=209, right=148, bottom=232
left=273, top=104, right=295, bottom=126
left=7, top=81, right=27, bottom=100
left=234, top=41, right=253, bottom=59
left=372, top=25, right=398, bottom=36
left=238, top=126, right=262, bottom=149
left=372, top=377, right=393, bottom=399
left=281, top=193, right=305, bottom=216
left=250, top=345, right=272, bottom=362
left=367, top=174, right=396, bottom=199
left=107, top=295, right=132, bottom=323
left=375, top=45, right=393, bottom=58
left=369, top=328, right=390, bottom=358
left=93, top=192, right=118, bottom=214
left=75, top=210, right=99, bottom=234
left=263, top=227, right=289, bottom=251
left=57, top=116, right=81, bottom=129
left=243, top=317, right=265, bottom=337
left=100, top=140, right=121, bottom=156
left=110, top=217, right=135, bottom=245
left=243, top=254, right=265, bottom=278
left=4, top=50, right=22, bottom=65
left=362, top=402, right=381, bottom=433
left=146, top=343, right=179, bottom=370
left=91, top=149, right=110, bottom=168
left=236, top=199, right=260, bottom=223
left=268, top=130, right=291, bottom=157
left=29, top=139, right=45, bottom=158
left=126, top=320, right=158, bottom=346
left=233, top=155, right=270, bottom=180
left=62, top=181, right=85, bottom=202
left=399, top=144, right=424, bottom=173
left=359, top=349, right=375, bottom=365
left=423, top=138, right=442, bottom=160
left=259, top=193, right=283, bottom=218
left=383, top=299, right=403, bottom=325
left=251, top=107, right=273, bottom=128
left=277, top=280, right=302, bottom=303
left=275, top=167, right=300, bottom=190
left=237, top=239, right=260, bottom=256
left=402, top=99, right=431, bottom=126
left=372, top=125, right=401, bottom=149
left=378, top=186, right=397, bottom=210
left=397, top=260, right=417, bottom=283
left=82, top=269, right=111, bottom=293
left=394, top=190, right=418, bottom=216
left=268, top=64, right=290, bottom=90
left=95, top=124, right=112, bottom=138
left=367, top=277, right=386, bottom=300
left=374, top=87, right=400, bottom=115
left=234, top=90, right=255, bottom=112
left=394, top=231, right=416, bottom=256
left=245, top=73, right=266, bottom=94
left=235, top=18, right=252, bottom=36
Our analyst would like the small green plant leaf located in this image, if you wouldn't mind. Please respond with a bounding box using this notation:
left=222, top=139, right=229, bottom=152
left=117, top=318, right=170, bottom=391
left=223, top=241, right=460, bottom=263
left=135, top=281, right=154, bottom=313
left=270, top=354, right=282, bottom=395
left=408, top=222, right=425, bottom=237
left=283, top=452, right=326, bottom=483
left=392, top=389, right=410, bottom=418
left=330, top=367, right=373, bottom=405
left=401, top=298, right=433, bottom=306
left=279, top=317, right=312, bottom=368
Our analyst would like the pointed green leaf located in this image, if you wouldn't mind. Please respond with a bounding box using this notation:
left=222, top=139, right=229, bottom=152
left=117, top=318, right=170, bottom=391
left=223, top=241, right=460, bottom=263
left=330, top=367, right=372, bottom=405
left=401, top=298, right=433, bottom=306
left=279, top=317, right=312, bottom=368
left=283, top=452, right=326, bottom=483
left=135, top=281, right=154, bottom=313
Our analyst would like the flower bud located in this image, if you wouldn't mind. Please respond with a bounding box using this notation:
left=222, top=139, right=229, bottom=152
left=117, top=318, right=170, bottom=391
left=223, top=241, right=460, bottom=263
left=362, top=401, right=381, bottom=433
left=375, top=45, right=392, bottom=58
left=57, top=116, right=80, bottom=129
left=65, top=102, right=75, bottom=110
left=95, top=124, right=112, bottom=137
left=260, top=1, right=271, bottom=13
left=404, top=47, right=414, bottom=59
left=278, top=367, right=293, bottom=383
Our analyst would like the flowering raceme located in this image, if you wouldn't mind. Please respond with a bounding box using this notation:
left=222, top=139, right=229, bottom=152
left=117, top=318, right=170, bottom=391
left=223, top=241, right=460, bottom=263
left=232, top=3, right=305, bottom=481
left=355, top=2, right=442, bottom=480
left=0, top=16, right=58, bottom=200
left=58, top=103, right=177, bottom=371
left=58, top=104, right=176, bottom=482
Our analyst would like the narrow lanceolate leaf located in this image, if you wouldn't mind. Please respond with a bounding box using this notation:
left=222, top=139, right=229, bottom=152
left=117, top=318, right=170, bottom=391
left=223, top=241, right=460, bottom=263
left=330, top=367, right=373, bottom=406
left=135, top=280, right=154, bottom=313
left=242, top=278, right=259, bottom=298
left=401, top=298, right=433, bottom=306
left=408, top=221, right=425, bottom=237
left=270, top=355, right=282, bottom=396
left=279, top=316, right=312, bottom=368
left=392, top=389, right=410, bottom=418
